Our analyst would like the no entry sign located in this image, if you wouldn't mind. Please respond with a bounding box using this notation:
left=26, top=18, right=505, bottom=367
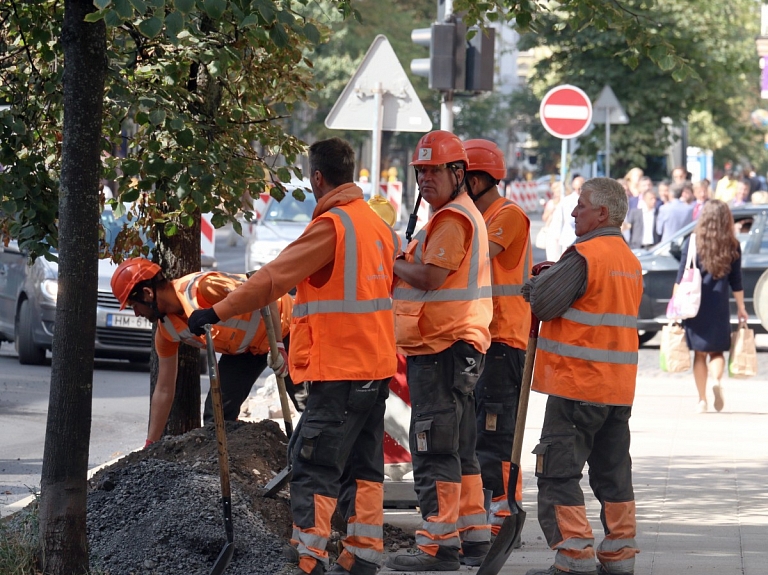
left=540, top=85, right=593, bottom=139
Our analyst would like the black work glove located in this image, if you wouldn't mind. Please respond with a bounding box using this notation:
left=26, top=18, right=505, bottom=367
left=188, top=307, right=221, bottom=336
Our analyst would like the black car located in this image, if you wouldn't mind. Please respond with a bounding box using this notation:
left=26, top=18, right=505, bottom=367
left=635, top=204, right=768, bottom=344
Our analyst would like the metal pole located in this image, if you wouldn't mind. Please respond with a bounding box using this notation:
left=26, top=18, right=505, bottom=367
left=371, top=82, right=384, bottom=193
left=441, top=91, right=454, bottom=132
left=560, top=138, right=567, bottom=192
left=605, top=107, right=611, bottom=178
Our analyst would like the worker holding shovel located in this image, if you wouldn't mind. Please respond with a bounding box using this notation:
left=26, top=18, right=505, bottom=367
left=464, top=139, right=532, bottom=545
left=388, top=130, right=493, bottom=571
left=521, top=178, right=642, bottom=575
left=110, top=260, right=303, bottom=446
left=188, top=137, right=399, bottom=575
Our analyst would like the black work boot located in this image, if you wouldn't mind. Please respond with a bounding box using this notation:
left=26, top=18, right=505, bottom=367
left=460, top=540, right=490, bottom=566
left=281, top=544, right=325, bottom=575
left=525, top=565, right=597, bottom=575
left=386, top=547, right=460, bottom=572
left=327, top=555, right=378, bottom=575
left=597, top=564, right=632, bottom=575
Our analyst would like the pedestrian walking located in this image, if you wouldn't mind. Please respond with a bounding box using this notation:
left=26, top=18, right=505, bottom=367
left=188, top=137, right=399, bottom=575
left=656, top=181, right=694, bottom=242
left=387, top=130, right=493, bottom=571
left=463, top=139, right=531, bottom=543
left=522, top=177, right=642, bottom=575
left=549, top=175, right=585, bottom=257
left=110, top=261, right=301, bottom=446
left=676, top=200, right=748, bottom=413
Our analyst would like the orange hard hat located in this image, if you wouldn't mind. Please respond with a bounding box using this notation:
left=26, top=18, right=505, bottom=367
left=411, top=130, right=468, bottom=167
left=464, top=139, right=506, bottom=181
left=111, top=258, right=161, bottom=310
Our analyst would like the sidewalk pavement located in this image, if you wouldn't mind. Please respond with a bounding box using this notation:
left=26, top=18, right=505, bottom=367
left=383, top=368, right=768, bottom=574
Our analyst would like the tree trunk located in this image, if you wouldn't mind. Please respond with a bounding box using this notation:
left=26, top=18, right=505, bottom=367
left=150, top=215, right=202, bottom=436
left=38, top=1, right=106, bottom=573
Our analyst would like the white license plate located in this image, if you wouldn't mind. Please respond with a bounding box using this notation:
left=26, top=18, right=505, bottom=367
left=107, top=314, right=152, bottom=330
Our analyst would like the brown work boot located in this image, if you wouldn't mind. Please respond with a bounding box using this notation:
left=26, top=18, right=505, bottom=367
left=386, top=547, right=460, bottom=571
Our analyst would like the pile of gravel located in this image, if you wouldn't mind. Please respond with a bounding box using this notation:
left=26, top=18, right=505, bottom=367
left=87, top=458, right=286, bottom=575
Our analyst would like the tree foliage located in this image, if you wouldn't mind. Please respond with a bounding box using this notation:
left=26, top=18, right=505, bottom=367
left=510, top=0, right=765, bottom=175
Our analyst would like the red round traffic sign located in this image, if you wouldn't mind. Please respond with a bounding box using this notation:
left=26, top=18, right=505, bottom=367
left=539, top=85, right=593, bottom=139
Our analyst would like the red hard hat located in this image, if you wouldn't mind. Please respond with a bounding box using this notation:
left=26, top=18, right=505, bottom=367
left=464, top=139, right=506, bottom=180
left=111, top=258, right=161, bottom=310
left=411, top=130, right=468, bottom=167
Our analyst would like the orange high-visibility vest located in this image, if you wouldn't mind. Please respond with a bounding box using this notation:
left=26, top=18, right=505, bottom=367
left=484, top=198, right=532, bottom=350
left=393, top=192, right=493, bottom=356
left=533, top=236, right=642, bottom=406
left=289, top=199, right=399, bottom=382
left=160, top=272, right=292, bottom=355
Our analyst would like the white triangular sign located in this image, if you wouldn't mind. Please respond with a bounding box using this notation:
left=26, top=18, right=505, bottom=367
left=325, top=35, right=432, bottom=132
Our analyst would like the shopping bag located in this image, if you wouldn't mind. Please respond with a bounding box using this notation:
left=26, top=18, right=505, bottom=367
left=660, top=322, right=690, bottom=373
left=666, top=233, right=702, bottom=320
left=729, top=322, right=757, bottom=378
left=534, top=226, right=548, bottom=250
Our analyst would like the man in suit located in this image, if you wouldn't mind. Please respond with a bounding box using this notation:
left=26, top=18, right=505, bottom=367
left=656, top=182, right=694, bottom=243
left=628, top=190, right=661, bottom=249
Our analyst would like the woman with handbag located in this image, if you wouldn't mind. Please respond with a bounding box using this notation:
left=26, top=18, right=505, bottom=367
left=675, top=200, right=748, bottom=413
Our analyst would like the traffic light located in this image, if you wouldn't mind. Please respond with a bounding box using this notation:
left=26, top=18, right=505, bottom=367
left=411, top=22, right=466, bottom=91
left=411, top=22, right=494, bottom=92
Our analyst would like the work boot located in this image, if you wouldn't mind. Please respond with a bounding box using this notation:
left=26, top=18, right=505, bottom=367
left=386, top=547, right=460, bottom=571
left=596, top=565, right=632, bottom=575
left=525, top=565, right=597, bottom=575
left=281, top=544, right=325, bottom=575
left=327, top=556, right=378, bottom=575
left=460, top=540, right=490, bottom=566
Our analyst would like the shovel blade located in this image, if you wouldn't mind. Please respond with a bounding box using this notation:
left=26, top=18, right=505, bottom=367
left=261, top=465, right=292, bottom=498
left=209, top=540, right=235, bottom=575
left=476, top=509, right=526, bottom=575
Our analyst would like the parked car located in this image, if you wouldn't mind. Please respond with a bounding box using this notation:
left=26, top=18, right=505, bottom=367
left=635, top=204, right=768, bottom=345
left=0, top=208, right=216, bottom=365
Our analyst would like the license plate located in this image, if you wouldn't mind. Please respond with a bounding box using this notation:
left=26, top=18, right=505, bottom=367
left=107, top=314, right=152, bottom=330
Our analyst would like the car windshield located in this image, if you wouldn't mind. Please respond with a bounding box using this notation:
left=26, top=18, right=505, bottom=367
left=101, top=208, right=152, bottom=250
left=264, top=194, right=316, bottom=223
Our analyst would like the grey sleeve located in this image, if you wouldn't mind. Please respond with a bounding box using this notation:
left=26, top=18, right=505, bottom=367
left=524, top=249, right=587, bottom=322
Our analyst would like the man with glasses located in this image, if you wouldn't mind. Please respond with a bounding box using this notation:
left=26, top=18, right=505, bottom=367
left=388, top=130, right=493, bottom=571
left=110, top=259, right=300, bottom=447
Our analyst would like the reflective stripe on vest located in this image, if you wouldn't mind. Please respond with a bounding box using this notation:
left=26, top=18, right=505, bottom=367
left=159, top=318, right=205, bottom=348
left=393, top=203, right=492, bottom=302
left=292, top=208, right=393, bottom=318
left=537, top=338, right=638, bottom=365
left=562, top=308, right=637, bottom=328
left=488, top=199, right=531, bottom=299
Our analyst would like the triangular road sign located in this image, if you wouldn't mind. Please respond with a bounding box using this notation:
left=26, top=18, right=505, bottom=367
left=325, top=35, right=432, bottom=132
left=592, top=85, right=629, bottom=125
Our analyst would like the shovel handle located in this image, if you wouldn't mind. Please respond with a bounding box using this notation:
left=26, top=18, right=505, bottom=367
left=205, top=325, right=231, bottom=498
left=260, top=306, right=294, bottom=439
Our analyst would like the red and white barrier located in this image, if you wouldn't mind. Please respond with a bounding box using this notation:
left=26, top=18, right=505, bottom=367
left=386, top=182, right=404, bottom=226
left=505, top=181, right=540, bottom=213
left=384, top=354, right=412, bottom=481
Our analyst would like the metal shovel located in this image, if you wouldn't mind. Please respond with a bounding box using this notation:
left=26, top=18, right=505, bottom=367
left=478, top=262, right=551, bottom=575
left=260, top=305, right=298, bottom=498
left=205, top=324, right=235, bottom=575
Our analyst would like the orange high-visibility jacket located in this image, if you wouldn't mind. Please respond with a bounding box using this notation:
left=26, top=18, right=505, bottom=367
left=289, top=199, right=399, bottom=382
left=485, top=198, right=532, bottom=350
left=533, top=236, right=643, bottom=406
left=393, top=192, right=493, bottom=356
left=160, top=272, right=291, bottom=356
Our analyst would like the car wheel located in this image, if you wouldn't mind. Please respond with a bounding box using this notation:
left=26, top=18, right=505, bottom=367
left=16, top=299, right=46, bottom=365
left=638, top=330, right=658, bottom=346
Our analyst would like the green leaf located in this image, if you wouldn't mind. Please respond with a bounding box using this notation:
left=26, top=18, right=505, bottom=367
left=658, top=55, right=676, bottom=71
left=269, top=23, right=289, bottom=48
left=302, top=22, right=320, bottom=44
left=240, top=13, right=260, bottom=28
left=203, top=0, right=226, bottom=20
left=253, top=0, right=275, bottom=23
left=165, top=10, right=184, bottom=38
left=114, top=0, right=133, bottom=19
left=173, top=0, right=195, bottom=14
left=164, top=222, right=179, bottom=236
left=177, top=129, right=194, bottom=146
left=149, top=109, right=166, bottom=125
left=129, top=0, right=148, bottom=14
left=146, top=0, right=165, bottom=7
left=105, top=8, right=122, bottom=25
left=94, top=0, right=112, bottom=8
left=121, top=187, right=141, bottom=203
left=84, top=8, right=109, bottom=22
left=138, top=16, right=164, bottom=38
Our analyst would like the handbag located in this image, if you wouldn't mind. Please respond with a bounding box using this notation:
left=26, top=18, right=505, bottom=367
left=660, top=321, right=691, bottom=373
left=666, top=233, right=702, bottom=320
left=534, top=225, right=548, bottom=250
left=729, top=321, right=758, bottom=378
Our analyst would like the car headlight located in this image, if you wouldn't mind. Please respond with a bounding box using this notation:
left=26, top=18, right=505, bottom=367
left=41, top=279, right=59, bottom=301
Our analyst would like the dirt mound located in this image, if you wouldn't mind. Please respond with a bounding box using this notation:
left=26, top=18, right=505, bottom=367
left=86, top=419, right=414, bottom=574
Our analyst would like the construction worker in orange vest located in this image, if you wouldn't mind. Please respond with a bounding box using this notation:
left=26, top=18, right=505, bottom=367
left=464, top=139, right=532, bottom=541
left=388, top=130, right=493, bottom=571
left=187, top=137, right=399, bottom=575
left=521, top=178, right=642, bottom=575
left=110, top=260, right=302, bottom=447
